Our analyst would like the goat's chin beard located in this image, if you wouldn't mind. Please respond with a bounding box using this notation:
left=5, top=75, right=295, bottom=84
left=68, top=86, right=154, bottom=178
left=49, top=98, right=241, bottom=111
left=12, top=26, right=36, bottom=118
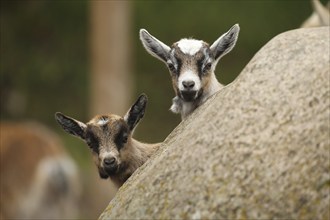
left=179, top=89, right=203, bottom=102
left=99, top=169, right=109, bottom=179
left=98, top=167, right=118, bottom=179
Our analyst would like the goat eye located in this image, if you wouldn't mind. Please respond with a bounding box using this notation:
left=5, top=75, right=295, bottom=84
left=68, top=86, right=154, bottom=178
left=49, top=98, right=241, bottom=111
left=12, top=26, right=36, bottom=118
left=167, top=63, right=176, bottom=73
left=86, top=136, right=99, bottom=154
left=122, top=134, right=128, bottom=144
left=203, top=63, right=212, bottom=72
left=115, top=131, right=128, bottom=150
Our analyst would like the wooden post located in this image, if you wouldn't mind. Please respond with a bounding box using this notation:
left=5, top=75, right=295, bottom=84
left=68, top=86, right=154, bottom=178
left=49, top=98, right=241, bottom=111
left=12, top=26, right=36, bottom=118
left=90, top=1, right=133, bottom=116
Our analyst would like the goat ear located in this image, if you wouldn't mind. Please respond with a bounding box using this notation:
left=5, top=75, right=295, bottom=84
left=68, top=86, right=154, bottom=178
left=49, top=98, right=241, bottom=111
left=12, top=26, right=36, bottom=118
left=210, top=24, right=240, bottom=61
left=55, top=112, right=86, bottom=140
left=124, top=94, right=148, bottom=132
left=312, top=0, right=330, bottom=26
left=139, top=29, right=171, bottom=63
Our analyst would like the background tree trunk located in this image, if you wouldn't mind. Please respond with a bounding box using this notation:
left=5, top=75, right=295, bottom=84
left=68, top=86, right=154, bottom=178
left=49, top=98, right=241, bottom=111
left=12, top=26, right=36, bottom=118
left=90, top=1, right=133, bottom=116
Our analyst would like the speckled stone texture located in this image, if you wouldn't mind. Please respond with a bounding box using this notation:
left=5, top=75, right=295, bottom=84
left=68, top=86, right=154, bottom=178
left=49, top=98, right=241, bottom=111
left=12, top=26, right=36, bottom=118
left=99, top=27, right=330, bottom=219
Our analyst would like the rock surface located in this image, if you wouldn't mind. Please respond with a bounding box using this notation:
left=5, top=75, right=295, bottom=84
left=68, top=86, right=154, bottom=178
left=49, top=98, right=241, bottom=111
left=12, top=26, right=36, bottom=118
left=99, top=27, right=330, bottom=219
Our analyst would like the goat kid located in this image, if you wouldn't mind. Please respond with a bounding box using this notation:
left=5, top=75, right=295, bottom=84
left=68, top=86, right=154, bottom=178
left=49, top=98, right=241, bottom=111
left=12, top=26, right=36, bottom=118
left=55, top=94, right=160, bottom=188
left=301, top=0, right=330, bottom=28
left=140, top=24, right=240, bottom=120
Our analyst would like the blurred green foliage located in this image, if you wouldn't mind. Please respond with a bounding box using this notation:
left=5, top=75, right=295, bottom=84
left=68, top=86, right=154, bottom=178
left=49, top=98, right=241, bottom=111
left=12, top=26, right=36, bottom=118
left=1, top=0, right=88, bottom=122
left=1, top=0, right=315, bottom=155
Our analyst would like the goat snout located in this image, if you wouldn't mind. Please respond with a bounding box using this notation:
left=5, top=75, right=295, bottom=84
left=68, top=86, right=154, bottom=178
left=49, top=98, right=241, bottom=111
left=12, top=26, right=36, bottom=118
left=182, top=80, right=195, bottom=90
left=104, top=157, right=116, bottom=166
left=102, top=157, right=118, bottom=175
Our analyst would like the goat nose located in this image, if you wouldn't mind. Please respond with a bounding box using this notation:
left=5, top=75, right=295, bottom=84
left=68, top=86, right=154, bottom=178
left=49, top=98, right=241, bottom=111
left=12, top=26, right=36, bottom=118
left=182, top=80, right=195, bottom=89
left=104, top=157, right=116, bottom=166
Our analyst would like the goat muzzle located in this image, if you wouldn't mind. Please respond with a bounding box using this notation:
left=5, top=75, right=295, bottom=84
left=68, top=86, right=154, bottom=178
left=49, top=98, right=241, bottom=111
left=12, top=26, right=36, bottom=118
left=102, top=157, right=119, bottom=176
left=180, top=89, right=203, bottom=102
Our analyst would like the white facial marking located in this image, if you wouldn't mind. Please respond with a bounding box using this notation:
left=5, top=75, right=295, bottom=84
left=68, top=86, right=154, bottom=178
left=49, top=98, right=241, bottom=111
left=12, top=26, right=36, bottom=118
left=177, top=39, right=203, bottom=56
left=97, top=118, right=108, bottom=126
left=178, top=70, right=201, bottom=91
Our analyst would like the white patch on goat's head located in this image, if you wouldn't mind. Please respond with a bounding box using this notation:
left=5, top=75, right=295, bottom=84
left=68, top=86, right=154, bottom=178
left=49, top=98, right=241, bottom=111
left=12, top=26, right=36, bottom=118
left=177, top=39, right=203, bottom=56
left=97, top=117, right=109, bottom=126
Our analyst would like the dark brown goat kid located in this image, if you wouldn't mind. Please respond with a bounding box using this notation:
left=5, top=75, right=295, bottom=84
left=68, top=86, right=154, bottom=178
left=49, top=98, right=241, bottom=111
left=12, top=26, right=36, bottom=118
left=55, top=94, right=161, bottom=188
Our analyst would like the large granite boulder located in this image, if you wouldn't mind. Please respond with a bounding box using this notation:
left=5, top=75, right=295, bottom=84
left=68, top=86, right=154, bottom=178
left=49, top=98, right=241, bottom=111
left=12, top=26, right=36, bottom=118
left=100, top=27, right=330, bottom=219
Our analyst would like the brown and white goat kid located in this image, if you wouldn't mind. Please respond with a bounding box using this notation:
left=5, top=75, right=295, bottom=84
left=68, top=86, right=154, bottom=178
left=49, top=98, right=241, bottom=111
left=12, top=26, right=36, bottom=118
left=55, top=94, right=161, bottom=188
left=301, top=0, right=330, bottom=28
left=140, top=24, right=240, bottom=120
